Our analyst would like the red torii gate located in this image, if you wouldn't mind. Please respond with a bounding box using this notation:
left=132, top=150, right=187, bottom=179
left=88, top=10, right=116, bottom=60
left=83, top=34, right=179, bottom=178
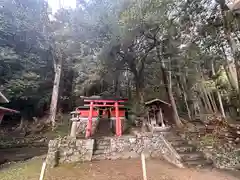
left=83, top=98, right=127, bottom=138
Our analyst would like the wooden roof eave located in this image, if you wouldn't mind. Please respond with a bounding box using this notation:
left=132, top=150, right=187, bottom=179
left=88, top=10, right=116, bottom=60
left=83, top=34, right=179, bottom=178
left=0, top=106, right=20, bottom=113
left=145, top=98, right=171, bottom=106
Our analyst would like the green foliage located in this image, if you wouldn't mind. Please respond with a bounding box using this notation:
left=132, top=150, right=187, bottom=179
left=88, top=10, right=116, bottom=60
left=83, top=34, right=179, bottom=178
left=214, top=68, right=230, bottom=90
left=200, top=134, right=220, bottom=147
left=1, top=0, right=240, bottom=120
left=0, top=0, right=53, bottom=117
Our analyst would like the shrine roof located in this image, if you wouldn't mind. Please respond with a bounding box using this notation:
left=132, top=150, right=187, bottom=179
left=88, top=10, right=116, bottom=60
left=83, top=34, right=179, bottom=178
left=0, top=106, right=20, bottom=113
left=81, top=95, right=128, bottom=101
left=145, top=98, right=171, bottom=106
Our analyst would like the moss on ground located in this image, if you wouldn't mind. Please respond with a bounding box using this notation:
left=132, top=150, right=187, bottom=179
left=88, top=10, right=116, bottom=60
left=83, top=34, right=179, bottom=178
left=0, top=158, right=42, bottom=180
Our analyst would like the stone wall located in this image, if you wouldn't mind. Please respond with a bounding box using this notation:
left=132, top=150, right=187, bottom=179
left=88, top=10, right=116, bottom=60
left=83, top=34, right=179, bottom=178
left=75, top=118, right=99, bottom=136
left=200, top=145, right=240, bottom=170
left=181, top=116, right=240, bottom=170
left=46, top=137, right=94, bottom=167
left=46, top=133, right=183, bottom=168
left=104, top=133, right=183, bottom=168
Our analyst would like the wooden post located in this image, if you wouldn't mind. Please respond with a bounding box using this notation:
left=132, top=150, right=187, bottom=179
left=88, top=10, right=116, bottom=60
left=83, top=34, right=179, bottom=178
left=141, top=153, right=147, bottom=180
left=159, top=108, right=165, bottom=127
left=39, top=161, right=47, bottom=180
left=147, top=110, right=149, bottom=123
left=115, top=101, right=121, bottom=136
left=153, top=109, right=156, bottom=124
left=86, top=101, right=94, bottom=138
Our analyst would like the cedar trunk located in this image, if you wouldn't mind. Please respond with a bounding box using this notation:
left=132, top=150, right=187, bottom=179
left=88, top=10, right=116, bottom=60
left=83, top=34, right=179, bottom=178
left=157, top=46, right=182, bottom=127
left=211, top=62, right=226, bottom=119
left=135, top=78, right=145, bottom=108
left=49, top=56, right=63, bottom=128
left=220, top=4, right=240, bottom=112
left=176, top=74, right=191, bottom=120
left=168, top=69, right=182, bottom=127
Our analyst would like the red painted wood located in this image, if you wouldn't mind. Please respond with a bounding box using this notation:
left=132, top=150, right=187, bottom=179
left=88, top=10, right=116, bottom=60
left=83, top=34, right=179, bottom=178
left=77, top=109, right=98, bottom=117
left=84, top=104, right=124, bottom=107
left=115, top=102, right=122, bottom=136
left=0, top=106, right=19, bottom=113
left=86, top=101, right=94, bottom=138
left=111, top=109, right=125, bottom=117
left=84, top=99, right=126, bottom=103
left=82, top=98, right=127, bottom=137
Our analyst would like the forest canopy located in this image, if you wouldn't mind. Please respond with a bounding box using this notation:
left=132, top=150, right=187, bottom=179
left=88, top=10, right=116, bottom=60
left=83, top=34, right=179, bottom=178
left=1, top=0, right=240, bottom=126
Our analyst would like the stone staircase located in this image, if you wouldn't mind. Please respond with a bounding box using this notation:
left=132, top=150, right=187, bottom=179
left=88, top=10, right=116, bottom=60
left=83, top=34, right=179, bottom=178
left=163, top=131, right=213, bottom=168
left=92, top=138, right=111, bottom=160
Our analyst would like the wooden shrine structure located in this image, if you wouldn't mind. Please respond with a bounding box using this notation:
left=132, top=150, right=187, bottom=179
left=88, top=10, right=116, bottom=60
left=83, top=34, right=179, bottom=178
left=71, top=96, right=128, bottom=138
left=145, top=98, right=172, bottom=131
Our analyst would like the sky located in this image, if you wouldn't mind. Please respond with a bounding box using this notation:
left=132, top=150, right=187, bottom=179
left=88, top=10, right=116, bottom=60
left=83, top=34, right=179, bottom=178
left=48, top=0, right=76, bottom=13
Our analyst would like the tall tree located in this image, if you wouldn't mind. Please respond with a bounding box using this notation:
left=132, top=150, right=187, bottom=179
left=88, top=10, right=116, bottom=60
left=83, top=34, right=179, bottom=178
left=0, top=0, right=52, bottom=119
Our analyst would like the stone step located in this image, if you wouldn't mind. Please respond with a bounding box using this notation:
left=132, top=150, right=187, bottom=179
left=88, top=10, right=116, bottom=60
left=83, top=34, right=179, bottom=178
left=184, top=159, right=213, bottom=167
left=95, top=139, right=110, bottom=146
left=165, top=135, right=183, bottom=141
left=163, top=131, right=180, bottom=137
left=93, top=149, right=106, bottom=155
left=92, top=154, right=108, bottom=160
left=190, top=120, right=204, bottom=124
left=162, top=130, right=213, bottom=168
left=163, top=132, right=184, bottom=140
left=161, top=131, right=176, bottom=136
left=186, top=131, right=207, bottom=135
left=95, top=143, right=110, bottom=149
left=169, top=140, right=188, bottom=147
left=174, top=145, right=196, bottom=153
left=180, top=152, right=204, bottom=161
left=95, top=145, right=109, bottom=150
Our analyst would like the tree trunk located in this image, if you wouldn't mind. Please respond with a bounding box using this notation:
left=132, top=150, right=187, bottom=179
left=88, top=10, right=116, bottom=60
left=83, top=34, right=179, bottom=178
left=212, top=93, right=219, bottom=112
left=156, top=46, right=170, bottom=96
left=127, top=78, right=132, bottom=100
left=197, top=68, right=214, bottom=114
left=222, top=25, right=240, bottom=93
left=184, top=70, right=198, bottom=119
left=49, top=54, right=63, bottom=128
left=211, top=62, right=226, bottom=119
left=168, top=69, right=182, bottom=127
left=201, top=83, right=213, bottom=113
left=219, top=4, right=240, bottom=113
left=157, top=46, right=182, bottom=127
left=136, top=79, right=146, bottom=132
left=114, top=71, right=120, bottom=96
left=208, top=92, right=218, bottom=113
left=224, top=61, right=239, bottom=91
left=135, top=78, right=145, bottom=107
left=192, top=97, right=201, bottom=118
left=176, top=74, right=191, bottom=120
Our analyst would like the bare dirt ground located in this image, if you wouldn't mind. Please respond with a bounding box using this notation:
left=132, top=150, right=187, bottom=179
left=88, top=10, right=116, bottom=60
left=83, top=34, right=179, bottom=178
left=2, top=158, right=239, bottom=180
left=46, top=159, right=239, bottom=180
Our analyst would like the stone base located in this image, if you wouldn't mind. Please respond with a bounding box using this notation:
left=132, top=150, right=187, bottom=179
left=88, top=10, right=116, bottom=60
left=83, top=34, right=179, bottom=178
left=110, top=117, right=129, bottom=133
left=147, top=124, right=171, bottom=132
left=46, top=137, right=94, bottom=167
left=75, top=118, right=99, bottom=136
left=46, top=132, right=183, bottom=168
